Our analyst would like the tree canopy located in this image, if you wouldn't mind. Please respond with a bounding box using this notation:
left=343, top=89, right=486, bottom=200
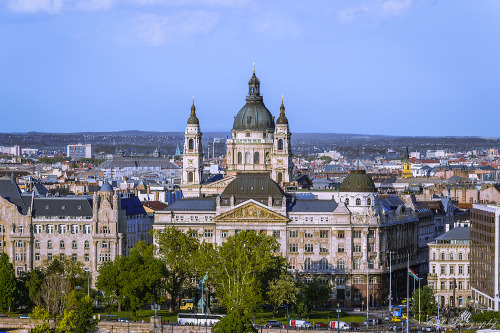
left=0, top=253, right=16, bottom=312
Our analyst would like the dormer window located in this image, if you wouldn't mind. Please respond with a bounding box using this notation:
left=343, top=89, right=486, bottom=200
left=78, top=206, right=82, bottom=210
left=45, top=205, right=49, bottom=210
left=61, top=206, right=65, bottom=210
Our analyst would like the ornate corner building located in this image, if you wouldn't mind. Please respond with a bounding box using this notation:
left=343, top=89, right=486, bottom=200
left=154, top=69, right=422, bottom=308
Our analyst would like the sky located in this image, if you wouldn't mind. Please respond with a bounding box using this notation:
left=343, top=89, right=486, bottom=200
left=0, top=0, right=499, bottom=136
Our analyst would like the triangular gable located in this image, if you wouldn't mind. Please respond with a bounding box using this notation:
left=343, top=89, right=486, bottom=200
left=204, top=175, right=236, bottom=189
left=214, top=201, right=288, bottom=223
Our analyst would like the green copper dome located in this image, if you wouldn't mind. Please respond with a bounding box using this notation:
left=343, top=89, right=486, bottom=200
left=340, top=169, right=377, bottom=193
left=232, top=71, right=275, bottom=132
left=187, top=99, right=199, bottom=125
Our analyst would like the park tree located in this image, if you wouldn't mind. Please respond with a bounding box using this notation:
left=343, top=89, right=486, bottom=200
left=153, top=226, right=199, bottom=311
left=411, top=286, right=437, bottom=318
left=0, top=253, right=17, bottom=312
left=96, top=256, right=127, bottom=311
left=293, top=279, right=332, bottom=316
left=212, top=309, right=257, bottom=333
left=205, top=230, right=286, bottom=313
left=267, top=273, right=299, bottom=318
left=30, top=306, right=52, bottom=333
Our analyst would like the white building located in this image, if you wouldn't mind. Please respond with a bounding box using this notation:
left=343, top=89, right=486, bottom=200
left=67, top=144, right=92, bottom=160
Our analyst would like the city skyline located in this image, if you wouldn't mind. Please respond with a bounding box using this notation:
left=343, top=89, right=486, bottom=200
left=1, top=0, right=499, bottom=136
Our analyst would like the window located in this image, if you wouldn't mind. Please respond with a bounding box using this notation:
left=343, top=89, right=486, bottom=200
left=353, top=258, right=361, bottom=270
left=449, top=282, right=454, bottom=289
left=35, top=225, right=42, bottom=234
left=304, top=244, right=313, bottom=253
left=47, top=240, right=52, bottom=249
left=368, top=258, right=374, bottom=269
left=432, top=265, right=436, bottom=274
left=353, top=230, right=361, bottom=238
left=441, top=265, right=445, bottom=274
left=72, top=240, right=77, bottom=249
left=272, top=230, right=280, bottom=238
left=84, top=225, right=91, bottom=234
left=102, top=241, right=108, bottom=248
left=84, top=253, right=89, bottom=262
left=320, top=230, right=329, bottom=238
left=337, top=277, right=345, bottom=285
left=441, top=253, right=445, bottom=260
left=35, top=240, right=40, bottom=249
left=458, top=252, right=463, bottom=260
left=278, top=139, right=283, bottom=150
left=345, top=198, right=349, bottom=205
left=319, top=258, right=328, bottom=270
left=48, top=253, right=53, bottom=261
left=188, top=138, right=194, bottom=150
left=59, top=225, right=67, bottom=234
left=459, top=265, right=463, bottom=275
left=304, top=258, right=312, bottom=270
left=72, top=254, right=77, bottom=261
left=337, top=260, right=345, bottom=270
left=254, top=152, right=259, bottom=164
left=84, top=240, right=89, bottom=249
left=289, top=258, right=296, bottom=270
left=47, top=225, right=54, bottom=234
left=18, top=226, right=23, bottom=233
left=337, top=231, right=345, bottom=238
left=450, top=253, right=454, bottom=260
left=450, top=266, right=454, bottom=274
left=353, top=245, right=361, bottom=252
left=367, top=198, right=372, bottom=206
left=60, top=240, right=65, bottom=249
left=289, top=230, right=298, bottom=238
left=353, top=277, right=362, bottom=284
left=35, top=253, right=40, bottom=261
left=189, top=230, right=198, bottom=237
left=289, top=243, right=298, bottom=253
left=221, top=230, right=228, bottom=238
left=432, top=252, right=436, bottom=260
left=458, top=281, right=463, bottom=290
left=441, top=282, right=445, bottom=290
left=245, top=152, right=251, bottom=164
left=304, top=231, right=313, bottom=238
left=370, top=277, right=377, bottom=284
left=356, top=198, right=361, bottom=206
left=72, top=225, right=78, bottom=234
left=337, top=245, right=344, bottom=253
left=204, top=229, right=213, bottom=238
left=368, top=230, right=375, bottom=238
left=237, top=152, right=242, bottom=164
left=320, top=245, right=329, bottom=253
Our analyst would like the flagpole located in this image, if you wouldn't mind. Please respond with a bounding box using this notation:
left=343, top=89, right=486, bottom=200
left=419, top=278, right=421, bottom=324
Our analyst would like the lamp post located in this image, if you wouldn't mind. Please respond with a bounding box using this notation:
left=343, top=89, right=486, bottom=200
left=388, top=251, right=395, bottom=316
left=336, top=303, right=341, bottom=333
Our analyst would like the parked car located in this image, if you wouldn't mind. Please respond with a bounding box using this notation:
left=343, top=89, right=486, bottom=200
left=315, top=322, right=329, bottom=329
left=266, top=320, right=282, bottom=328
left=389, top=325, right=404, bottom=331
left=19, top=314, right=30, bottom=319
left=118, top=318, right=130, bottom=322
left=424, top=326, right=435, bottom=332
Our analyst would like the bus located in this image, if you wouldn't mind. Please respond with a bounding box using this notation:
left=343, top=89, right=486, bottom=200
left=180, top=299, right=194, bottom=311
left=177, top=313, right=226, bottom=326
left=392, top=306, right=407, bottom=322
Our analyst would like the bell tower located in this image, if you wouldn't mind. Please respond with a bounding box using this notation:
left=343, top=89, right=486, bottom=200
left=271, top=97, right=292, bottom=184
left=182, top=98, right=203, bottom=196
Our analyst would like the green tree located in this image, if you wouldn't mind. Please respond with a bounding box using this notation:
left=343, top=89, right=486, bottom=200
left=153, top=226, right=199, bottom=312
left=267, top=273, right=299, bottom=318
left=65, top=290, right=97, bottom=333
left=204, top=230, right=285, bottom=313
left=411, top=285, right=437, bottom=318
left=96, top=256, right=126, bottom=311
left=0, top=253, right=16, bottom=312
left=212, top=309, right=257, bottom=333
left=30, top=306, right=52, bottom=333
left=318, top=156, right=333, bottom=164
left=293, top=279, right=332, bottom=316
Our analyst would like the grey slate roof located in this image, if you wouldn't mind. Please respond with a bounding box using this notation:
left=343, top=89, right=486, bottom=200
left=100, top=182, right=114, bottom=192
left=163, top=198, right=216, bottom=212
left=98, top=158, right=179, bottom=170
left=288, top=199, right=338, bottom=212
left=0, top=178, right=28, bottom=214
left=221, top=173, right=284, bottom=199
left=28, top=196, right=93, bottom=217
left=121, top=197, right=147, bottom=216
left=435, top=227, right=470, bottom=241
left=379, top=196, right=405, bottom=211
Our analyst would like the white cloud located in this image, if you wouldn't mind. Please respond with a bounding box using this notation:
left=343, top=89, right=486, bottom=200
left=8, top=0, right=63, bottom=13
left=338, top=0, right=413, bottom=23
left=120, top=11, right=218, bottom=46
left=254, top=13, right=301, bottom=38
left=73, top=0, right=115, bottom=11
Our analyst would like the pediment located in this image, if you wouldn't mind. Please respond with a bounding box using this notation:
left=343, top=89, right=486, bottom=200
left=204, top=175, right=236, bottom=189
left=214, top=201, right=288, bottom=223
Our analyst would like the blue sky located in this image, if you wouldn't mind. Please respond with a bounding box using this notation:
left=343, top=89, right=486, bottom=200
left=1, top=0, right=499, bottom=136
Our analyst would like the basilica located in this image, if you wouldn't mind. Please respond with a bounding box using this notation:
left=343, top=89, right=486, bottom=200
left=154, top=69, right=420, bottom=308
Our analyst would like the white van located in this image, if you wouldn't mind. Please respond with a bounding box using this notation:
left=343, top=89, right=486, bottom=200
left=330, top=321, right=350, bottom=330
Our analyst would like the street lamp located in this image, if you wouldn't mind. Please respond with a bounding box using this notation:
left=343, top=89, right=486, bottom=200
left=336, top=303, right=341, bottom=333
left=388, top=251, right=395, bottom=316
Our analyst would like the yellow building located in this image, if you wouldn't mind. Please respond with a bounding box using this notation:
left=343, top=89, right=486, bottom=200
left=402, top=145, right=412, bottom=178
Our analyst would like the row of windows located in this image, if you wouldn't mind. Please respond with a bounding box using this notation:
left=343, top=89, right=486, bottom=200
left=432, top=264, right=469, bottom=275
left=288, top=258, right=374, bottom=270
left=34, top=224, right=92, bottom=234
left=345, top=198, right=372, bottom=206
left=37, top=253, right=84, bottom=262
left=35, top=240, right=91, bottom=249
left=437, top=281, right=468, bottom=290
left=432, top=252, right=470, bottom=261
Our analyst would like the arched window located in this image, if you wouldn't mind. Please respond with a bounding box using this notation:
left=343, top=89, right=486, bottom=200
left=367, top=198, right=372, bottom=206
left=245, top=152, right=251, bottom=164
left=188, top=138, right=194, bottom=150
left=356, top=198, right=361, bottom=206
left=237, top=152, right=242, bottom=164
left=450, top=253, right=454, bottom=260
left=368, top=258, right=374, bottom=269
left=289, top=258, right=296, bottom=270
left=277, top=172, right=283, bottom=184
left=370, top=277, right=377, bottom=284
left=60, top=240, right=65, bottom=249
left=304, top=258, right=312, bottom=270
left=353, top=258, right=361, bottom=270
left=254, top=152, right=259, bottom=164
left=441, top=253, right=445, bottom=260
left=35, top=240, right=40, bottom=249
left=345, top=198, right=349, bottom=205
left=47, top=240, right=52, bottom=249
left=320, top=258, right=328, bottom=270
left=278, top=139, right=284, bottom=150
left=72, top=240, right=78, bottom=249
left=433, top=252, right=436, bottom=260
left=187, top=172, right=193, bottom=183
left=458, top=253, right=463, bottom=260
left=84, top=240, right=89, bottom=249
left=337, top=260, right=345, bottom=270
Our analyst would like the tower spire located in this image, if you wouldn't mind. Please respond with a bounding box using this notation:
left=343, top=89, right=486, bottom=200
left=187, top=96, right=199, bottom=124
left=356, top=148, right=360, bottom=170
